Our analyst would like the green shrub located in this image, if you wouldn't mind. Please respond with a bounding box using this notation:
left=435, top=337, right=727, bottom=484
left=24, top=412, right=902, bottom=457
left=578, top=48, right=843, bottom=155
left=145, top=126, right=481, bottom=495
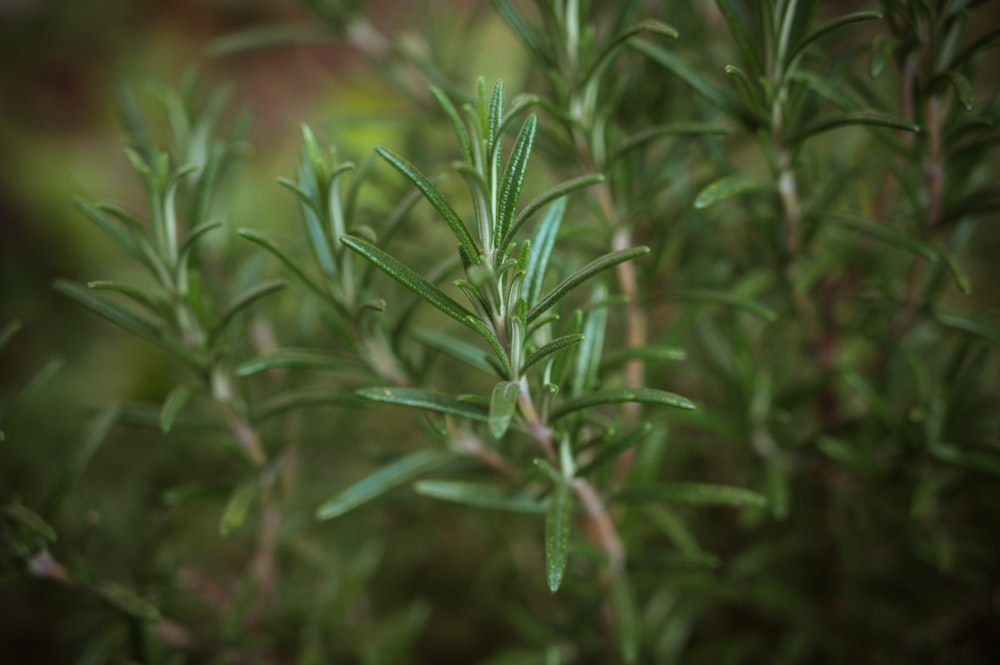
left=3, top=1, right=1000, bottom=663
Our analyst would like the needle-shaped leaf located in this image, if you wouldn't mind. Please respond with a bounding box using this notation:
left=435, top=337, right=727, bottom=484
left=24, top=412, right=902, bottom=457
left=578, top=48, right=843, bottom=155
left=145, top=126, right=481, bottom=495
left=946, top=72, right=975, bottom=111
left=489, top=380, right=521, bottom=439
left=356, top=387, right=490, bottom=421
left=490, top=0, right=549, bottom=64
left=430, top=86, right=473, bottom=164
left=87, top=281, right=167, bottom=319
left=610, top=574, right=639, bottom=664
left=414, top=480, right=548, bottom=513
left=790, top=110, right=920, bottom=145
left=236, top=348, right=347, bottom=376
left=523, top=197, right=565, bottom=308
left=600, top=345, right=686, bottom=370
left=208, top=279, right=286, bottom=345
left=237, top=228, right=329, bottom=303
left=219, top=481, right=257, bottom=536
left=341, top=234, right=478, bottom=332
left=936, top=314, right=1000, bottom=345
left=316, top=448, right=456, bottom=520
left=505, top=174, right=603, bottom=248
left=823, top=211, right=939, bottom=262
left=160, top=381, right=205, bottom=432
left=545, top=483, right=573, bottom=593
left=611, top=123, right=731, bottom=163
left=54, top=280, right=166, bottom=351
left=411, top=328, right=494, bottom=375
left=551, top=388, right=695, bottom=421
left=97, top=581, right=162, bottom=622
left=619, top=482, right=767, bottom=508
left=787, top=11, right=882, bottom=68
left=254, top=388, right=361, bottom=422
left=495, top=114, right=537, bottom=248
left=4, top=500, right=57, bottom=542
left=693, top=174, right=773, bottom=209
left=376, top=147, right=479, bottom=259
left=576, top=423, right=653, bottom=477
left=73, top=199, right=146, bottom=266
left=581, top=19, right=679, bottom=86
left=671, top=288, right=778, bottom=321
left=572, top=287, right=608, bottom=397
left=0, top=319, right=21, bottom=355
left=523, top=334, right=586, bottom=374
left=528, top=247, right=650, bottom=322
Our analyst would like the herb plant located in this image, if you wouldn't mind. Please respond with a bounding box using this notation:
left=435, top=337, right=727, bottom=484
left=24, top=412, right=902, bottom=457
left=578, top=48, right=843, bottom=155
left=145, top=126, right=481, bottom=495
left=2, top=1, right=999, bottom=663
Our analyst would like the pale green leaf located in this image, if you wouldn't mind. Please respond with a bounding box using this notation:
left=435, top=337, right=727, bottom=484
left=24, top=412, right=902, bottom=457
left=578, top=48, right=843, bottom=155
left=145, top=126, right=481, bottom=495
left=219, top=481, right=257, bottom=536
left=160, top=381, right=205, bottom=432
left=316, top=449, right=456, bottom=520
left=413, top=480, right=548, bottom=513
left=693, top=174, right=772, bottom=209
left=545, top=483, right=573, bottom=592
left=97, top=582, right=162, bottom=622
left=4, top=501, right=57, bottom=542
left=505, top=174, right=602, bottom=248
left=552, top=388, right=695, bottom=421
left=356, top=387, right=489, bottom=421
left=236, top=348, right=347, bottom=376
left=208, top=279, right=286, bottom=344
left=489, top=381, right=521, bottom=439
left=619, top=482, right=767, bottom=508
left=528, top=247, right=650, bottom=322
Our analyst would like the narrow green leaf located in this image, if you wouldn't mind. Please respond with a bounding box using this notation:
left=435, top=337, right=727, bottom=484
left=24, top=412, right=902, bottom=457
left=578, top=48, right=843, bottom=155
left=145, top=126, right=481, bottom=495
left=600, top=345, right=686, bottom=370
left=545, top=483, right=573, bottom=592
left=376, top=147, right=479, bottom=260
left=693, top=174, right=772, bottom=209
left=237, top=228, right=330, bottom=303
left=946, top=71, right=975, bottom=111
left=714, top=0, right=763, bottom=76
left=487, top=79, right=504, bottom=149
left=160, top=381, right=205, bottom=433
left=413, top=480, right=548, bottom=513
left=533, top=458, right=563, bottom=485
left=255, top=388, right=360, bottom=421
left=611, top=123, right=731, bottom=163
left=611, top=574, right=639, bottom=664
left=219, top=481, right=258, bottom=536
left=490, top=0, right=549, bottom=64
left=54, top=280, right=166, bottom=349
left=86, top=281, right=165, bottom=319
left=430, top=86, right=473, bottom=164
left=73, top=199, right=146, bottom=267
left=523, top=334, right=586, bottom=374
left=464, top=315, right=514, bottom=377
left=0, top=319, right=21, bottom=355
left=523, top=197, right=565, bottom=308
left=571, top=287, right=608, bottom=397
left=48, top=405, right=121, bottom=521
left=356, top=387, right=489, bottom=422
left=787, top=11, right=882, bottom=67
left=824, top=211, right=939, bottom=262
left=645, top=505, right=719, bottom=565
left=581, top=18, right=678, bottom=86
left=489, top=381, right=521, bottom=439
left=552, top=388, right=695, bottom=421
left=341, top=234, right=478, bottom=332
left=495, top=115, right=537, bottom=248
left=236, top=348, right=347, bottom=376
left=4, top=501, right=57, bottom=542
left=931, top=442, right=1000, bottom=478
left=206, top=24, right=332, bottom=56
left=97, top=581, right=162, bottom=622
left=528, top=247, right=650, bottom=322
left=505, top=174, right=603, bottom=248
left=672, top=288, right=778, bottom=321
left=577, top=423, right=653, bottom=477
left=936, top=313, right=1000, bottom=345
left=619, top=482, right=767, bottom=508
left=208, top=279, right=286, bottom=344
left=870, top=34, right=898, bottom=78
left=316, top=449, right=455, bottom=520
left=179, top=220, right=223, bottom=257
left=791, top=110, right=920, bottom=144
left=411, top=328, right=493, bottom=374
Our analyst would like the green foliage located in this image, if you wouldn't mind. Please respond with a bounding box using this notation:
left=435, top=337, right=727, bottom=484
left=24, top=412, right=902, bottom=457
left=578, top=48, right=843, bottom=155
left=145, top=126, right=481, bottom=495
left=2, top=1, right=1000, bottom=663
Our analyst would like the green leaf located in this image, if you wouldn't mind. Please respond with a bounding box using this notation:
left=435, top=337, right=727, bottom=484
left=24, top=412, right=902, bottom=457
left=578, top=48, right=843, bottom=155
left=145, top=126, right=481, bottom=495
left=577, top=423, right=653, bottom=477
left=430, top=86, right=473, bottom=164
left=552, top=388, right=695, bottom=421
left=376, top=147, right=479, bottom=260
left=341, top=234, right=478, bottom=333
left=523, top=197, right=565, bottom=308
left=693, top=174, right=772, bottom=209
left=571, top=286, right=608, bottom=397
left=73, top=200, right=148, bottom=269
left=581, top=18, right=678, bottom=86
left=495, top=114, right=537, bottom=248
left=236, top=348, right=347, bottom=376
left=611, top=574, right=639, bottom=664
left=411, top=328, right=494, bottom=375
left=936, top=314, right=1000, bottom=345
left=356, top=387, right=490, bottom=422
left=86, top=281, right=166, bottom=319
left=786, top=11, right=882, bottom=68
left=4, top=501, right=57, bottom=542
left=54, top=280, right=169, bottom=353
left=545, top=483, right=573, bottom=592
left=491, top=0, right=549, bottom=64
left=600, top=345, right=686, bottom=370
left=824, top=211, right=939, bottom=262
left=528, top=247, right=650, bottom=322
left=611, top=123, right=731, bottom=163
left=160, top=381, right=205, bottom=432
left=255, top=388, right=360, bottom=421
left=489, top=381, right=521, bottom=439
left=316, top=449, right=456, bottom=520
left=523, top=334, right=586, bottom=374
left=413, top=480, right=548, bottom=513
left=672, top=288, right=778, bottom=321
left=219, top=481, right=258, bottom=536
left=0, top=319, right=21, bottom=355
left=97, top=581, right=162, bottom=622
left=931, top=442, right=1000, bottom=478
left=238, top=228, right=330, bottom=304
left=505, top=174, right=603, bottom=248
left=870, top=34, right=898, bottom=78
left=645, top=505, right=719, bottom=565
left=791, top=110, right=920, bottom=144
left=209, top=279, right=286, bottom=344
left=619, top=482, right=767, bottom=508
left=946, top=71, right=975, bottom=111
